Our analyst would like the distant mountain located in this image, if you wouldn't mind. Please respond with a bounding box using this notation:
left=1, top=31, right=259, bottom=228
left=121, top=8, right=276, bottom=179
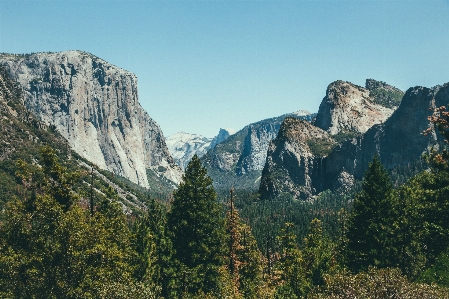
left=166, top=132, right=213, bottom=169
left=0, top=51, right=182, bottom=189
left=209, top=128, right=236, bottom=149
left=166, top=128, right=235, bottom=170
left=259, top=79, right=449, bottom=201
left=201, top=110, right=315, bottom=190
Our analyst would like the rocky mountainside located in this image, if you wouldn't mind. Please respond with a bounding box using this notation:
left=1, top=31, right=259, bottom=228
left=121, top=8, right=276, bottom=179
left=0, top=65, right=149, bottom=212
left=166, top=128, right=235, bottom=170
left=201, top=110, right=315, bottom=190
left=314, top=79, right=402, bottom=136
left=259, top=117, right=335, bottom=200
left=0, top=51, right=182, bottom=189
left=260, top=81, right=446, bottom=201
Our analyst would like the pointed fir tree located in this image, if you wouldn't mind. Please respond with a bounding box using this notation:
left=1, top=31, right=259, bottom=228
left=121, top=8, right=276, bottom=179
left=275, top=222, right=305, bottom=299
left=225, top=188, right=266, bottom=298
left=302, top=219, right=336, bottom=287
left=226, top=188, right=243, bottom=292
left=167, top=154, right=226, bottom=295
left=345, top=155, right=395, bottom=272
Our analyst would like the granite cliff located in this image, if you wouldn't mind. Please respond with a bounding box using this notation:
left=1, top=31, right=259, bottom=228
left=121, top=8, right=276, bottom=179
left=0, top=65, right=149, bottom=213
left=0, top=51, right=182, bottom=188
left=201, top=110, right=315, bottom=190
left=314, top=80, right=400, bottom=136
left=259, top=117, right=335, bottom=200
left=260, top=81, right=446, bottom=201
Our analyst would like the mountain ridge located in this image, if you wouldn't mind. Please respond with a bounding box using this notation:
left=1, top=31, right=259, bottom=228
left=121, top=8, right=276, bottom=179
left=260, top=81, right=447, bottom=201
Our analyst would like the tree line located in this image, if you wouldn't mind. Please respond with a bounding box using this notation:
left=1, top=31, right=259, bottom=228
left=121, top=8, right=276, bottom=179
left=2, top=106, right=449, bottom=298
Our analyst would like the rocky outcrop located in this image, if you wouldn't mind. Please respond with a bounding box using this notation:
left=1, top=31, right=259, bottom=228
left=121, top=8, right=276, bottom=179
left=0, top=51, right=182, bottom=188
left=209, top=128, right=236, bottom=149
left=259, top=118, right=335, bottom=200
left=260, top=82, right=447, bottom=201
left=320, top=84, right=445, bottom=190
left=365, top=79, right=405, bottom=109
left=314, top=80, right=398, bottom=135
left=202, top=111, right=315, bottom=190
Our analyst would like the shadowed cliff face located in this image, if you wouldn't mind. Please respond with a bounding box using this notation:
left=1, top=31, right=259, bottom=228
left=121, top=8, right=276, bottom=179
left=260, top=82, right=448, bottom=201
left=0, top=51, right=182, bottom=188
left=322, top=84, right=447, bottom=189
left=259, top=117, right=335, bottom=200
left=201, top=111, right=315, bottom=190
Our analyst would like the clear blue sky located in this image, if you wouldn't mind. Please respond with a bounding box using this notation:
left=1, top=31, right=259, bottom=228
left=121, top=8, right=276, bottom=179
left=1, top=1, right=449, bottom=137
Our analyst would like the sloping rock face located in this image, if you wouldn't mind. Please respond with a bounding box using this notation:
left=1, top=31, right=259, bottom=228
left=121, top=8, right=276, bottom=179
left=259, top=117, right=335, bottom=200
left=260, top=82, right=447, bottom=200
left=0, top=51, right=182, bottom=188
left=201, top=111, right=315, bottom=190
left=314, top=80, right=398, bottom=135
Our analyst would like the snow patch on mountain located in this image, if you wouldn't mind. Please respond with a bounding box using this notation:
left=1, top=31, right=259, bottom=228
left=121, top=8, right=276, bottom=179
left=167, top=128, right=235, bottom=169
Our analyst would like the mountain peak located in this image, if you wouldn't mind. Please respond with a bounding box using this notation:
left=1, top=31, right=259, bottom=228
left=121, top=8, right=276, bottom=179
left=314, top=80, right=396, bottom=136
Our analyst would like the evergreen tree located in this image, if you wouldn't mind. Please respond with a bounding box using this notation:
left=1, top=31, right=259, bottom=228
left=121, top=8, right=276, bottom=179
left=302, top=219, right=336, bottom=287
left=274, top=222, right=305, bottom=299
left=0, top=146, right=158, bottom=298
left=133, top=196, right=175, bottom=298
left=225, top=188, right=266, bottom=298
left=167, top=155, right=226, bottom=296
left=226, top=188, right=243, bottom=293
left=345, top=155, right=395, bottom=272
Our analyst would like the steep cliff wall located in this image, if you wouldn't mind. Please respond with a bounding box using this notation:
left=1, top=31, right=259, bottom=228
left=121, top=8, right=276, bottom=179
left=201, top=111, right=315, bottom=190
left=0, top=51, right=182, bottom=188
left=259, top=117, right=335, bottom=200
left=260, top=82, right=447, bottom=200
left=321, top=84, right=446, bottom=191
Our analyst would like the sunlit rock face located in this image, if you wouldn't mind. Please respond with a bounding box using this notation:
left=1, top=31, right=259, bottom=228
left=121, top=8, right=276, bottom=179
left=260, top=81, right=448, bottom=201
left=0, top=51, right=182, bottom=188
left=314, top=80, right=396, bottom=135
left=201, top=111, right=315, bottom=190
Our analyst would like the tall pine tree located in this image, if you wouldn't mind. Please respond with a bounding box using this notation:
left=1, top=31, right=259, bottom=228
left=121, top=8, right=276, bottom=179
left=167, top=155, right=226, bottom=296
left=345, top=155, right=395, bottom=272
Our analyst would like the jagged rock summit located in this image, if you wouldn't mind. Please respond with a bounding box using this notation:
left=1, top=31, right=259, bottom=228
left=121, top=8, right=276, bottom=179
left=0, top=51, right=182, bottom=188
left=260, top=80, right=447, bottom=201
left=259, top=117, right=335, bottom=200
left=314, top=80, right=402, bottom=135
left=209, top=128, right=236, bottom=149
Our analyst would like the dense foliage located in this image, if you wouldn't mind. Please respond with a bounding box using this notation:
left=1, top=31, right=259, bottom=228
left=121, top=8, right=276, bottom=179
left=2, top=64, right=449, bottom=297
left=369, top=88, right=404, bottom=108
